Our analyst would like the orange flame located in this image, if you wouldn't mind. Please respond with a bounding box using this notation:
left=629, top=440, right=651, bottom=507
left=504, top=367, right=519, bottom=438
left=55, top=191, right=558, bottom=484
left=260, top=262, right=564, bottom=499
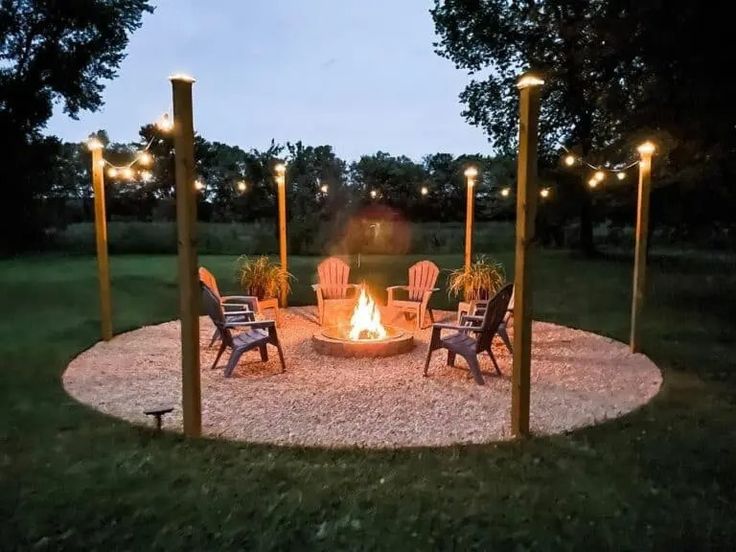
left=348, top=287, right=387, bottom=341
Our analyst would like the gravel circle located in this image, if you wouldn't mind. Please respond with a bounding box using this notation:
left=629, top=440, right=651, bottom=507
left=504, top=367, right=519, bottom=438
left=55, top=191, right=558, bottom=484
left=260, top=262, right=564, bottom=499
left=63, top=308, right=662, bottom=448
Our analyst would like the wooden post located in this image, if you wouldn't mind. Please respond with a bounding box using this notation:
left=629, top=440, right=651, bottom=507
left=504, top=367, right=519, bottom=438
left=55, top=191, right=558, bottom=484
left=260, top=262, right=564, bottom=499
left=171, top=74, right=201, bottom=437
left=463, top=166, right=478, bottom=270
left=88, top=139, right=113, bottom=341
left=511, top=72, right=544, bottom=438
left=630, top=141, right=655, bottom=353
left=275, top=163, right=288, bottom=307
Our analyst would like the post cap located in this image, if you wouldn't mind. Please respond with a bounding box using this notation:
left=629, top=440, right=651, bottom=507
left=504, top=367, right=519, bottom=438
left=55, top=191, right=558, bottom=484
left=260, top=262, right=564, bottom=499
left=464, top=166, right=479, bottom=178
left=637, top=141, right=655, bottom=156
left=169, top=73, right=196, bottom=83
left=86, top=138, right=104, bottom=151
left=517, top=72, right=545, bottom=89
left=274, top=163, right=286, bottom=176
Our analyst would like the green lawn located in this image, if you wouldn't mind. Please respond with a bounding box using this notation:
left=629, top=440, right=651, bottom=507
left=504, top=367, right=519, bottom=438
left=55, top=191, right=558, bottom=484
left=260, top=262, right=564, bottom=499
left=1, top=251, right=735, bottom=549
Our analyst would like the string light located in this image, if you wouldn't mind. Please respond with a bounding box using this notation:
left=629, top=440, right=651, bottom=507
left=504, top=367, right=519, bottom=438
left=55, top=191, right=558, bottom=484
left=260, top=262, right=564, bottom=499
left=320, top=184, right=329, bottom=194
left=194, top=179, right=204, bottom=191
left=97, top=159, right=106, bottom=168
left=138, top=152, right=153, bottom=166
left=370, top=189, right=377, bottom=199
left=237, top=180, right=247, bottom=192
left=121, top=167, right=134, bottom=180
left=420, top=186, right=428, bottom=196
left=107, top=167, right=118, bottom=178
left=588, top=178, right=598, bottom=189
left=616, top=172, right=626, bottom=181
left=564, top=154, right=576, bottom=166
left=156, top=113, right=173, bottom=133
left=593, top=170, right=606, bottom=182
left=540, top=188, right=551, bottom=199
left=501, top=187, right=510, bottom=197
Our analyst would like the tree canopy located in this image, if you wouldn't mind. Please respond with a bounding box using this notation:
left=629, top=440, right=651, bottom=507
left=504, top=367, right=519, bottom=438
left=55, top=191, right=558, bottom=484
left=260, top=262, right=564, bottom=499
left=0, top=0, right=153, bottom=253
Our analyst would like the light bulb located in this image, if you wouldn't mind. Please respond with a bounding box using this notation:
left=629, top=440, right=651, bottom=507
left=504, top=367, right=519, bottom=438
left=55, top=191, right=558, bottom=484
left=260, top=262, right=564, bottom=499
left=540, top=188, right=550, bottom=198
left=501, top=187, right=510, bottom=197
left=594, top=170, right=605, bottom=182
left=237, top=180, right=247, bottom=192
left=121, top=167, right=134, bottom=180
left=370, top=190, right=377, bottom=199
left=420, top=186, right=428, bottom=196
left=588, top=178, right=598, bottom=189
left=320, top=184, right=329, bottom=194
left=138, top=152, right=153, bottom=166
left=616, top=171, right=626, bottom=181
left=194, top=179, right=204, bottom=191
left=564, top=154, right=576, bottom=166
left=107, top=167, right=118, bottom=178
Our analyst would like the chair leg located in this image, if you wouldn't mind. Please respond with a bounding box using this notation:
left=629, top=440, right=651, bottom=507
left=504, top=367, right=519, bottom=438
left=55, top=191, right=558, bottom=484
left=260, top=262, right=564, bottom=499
left=447, top=351, right=456, bottom=367
left=211, top=342, right=227, bottom=370
left=498, top=326, right=513, bottom=355
left=224, top=348, right=246, bottom=377
left=274, top=340, right=286, bottom=373
left=259, top=344, right=268, bottom=362
left=423, top=346, right=434, bottom=377
left=487, top=347, right=502, bottom=376
left=209, top=328, right=220, bottom=348
left=465, top=354, right=485, bottom=385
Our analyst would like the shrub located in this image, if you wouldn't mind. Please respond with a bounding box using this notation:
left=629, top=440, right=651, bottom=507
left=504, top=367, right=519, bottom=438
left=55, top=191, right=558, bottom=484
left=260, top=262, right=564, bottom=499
left=446, top=255, right=506, bottom=302
left=234, top=255, right=293, bottom=300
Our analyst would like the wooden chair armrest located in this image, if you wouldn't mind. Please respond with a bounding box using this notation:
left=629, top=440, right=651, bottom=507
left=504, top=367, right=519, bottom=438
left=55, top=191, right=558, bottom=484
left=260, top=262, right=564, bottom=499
left=221, top=295, right=257, bottom=303
left=386, top=285, right=409, bottom=291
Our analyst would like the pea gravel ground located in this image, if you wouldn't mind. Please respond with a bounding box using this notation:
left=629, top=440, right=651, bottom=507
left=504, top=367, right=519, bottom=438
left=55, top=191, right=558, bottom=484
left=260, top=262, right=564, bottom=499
left=63, top=308, right=662, bottom=448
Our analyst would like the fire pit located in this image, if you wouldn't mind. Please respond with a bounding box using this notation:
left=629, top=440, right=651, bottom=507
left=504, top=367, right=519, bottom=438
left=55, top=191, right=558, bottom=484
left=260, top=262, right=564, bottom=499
left=312, top=287, right=414, bottom=357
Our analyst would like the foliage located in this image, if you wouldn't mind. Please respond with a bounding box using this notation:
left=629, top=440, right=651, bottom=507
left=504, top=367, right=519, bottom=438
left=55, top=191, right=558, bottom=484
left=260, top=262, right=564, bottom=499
left=446, top=255, right=506, bottom=301
left=0, top=0, right=153, bottom=253
left=235, top=255, right=293, bottom=300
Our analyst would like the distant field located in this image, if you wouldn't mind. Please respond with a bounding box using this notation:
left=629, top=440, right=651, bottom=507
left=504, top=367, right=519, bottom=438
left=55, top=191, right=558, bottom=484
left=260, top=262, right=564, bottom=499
left=54, top=220, right=516, bottom=256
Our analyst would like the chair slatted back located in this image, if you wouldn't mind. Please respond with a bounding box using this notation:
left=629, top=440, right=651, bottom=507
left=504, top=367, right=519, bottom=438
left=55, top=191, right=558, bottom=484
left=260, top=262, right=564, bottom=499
left=199, top=267, right=221, bottom=301
left=476, top=284, right=514, bottom=352
left=407, top=260, right=439, bottom=301
left=317, top=257, right=351, bottom=299
left=201, top=284, right=235, bottom=347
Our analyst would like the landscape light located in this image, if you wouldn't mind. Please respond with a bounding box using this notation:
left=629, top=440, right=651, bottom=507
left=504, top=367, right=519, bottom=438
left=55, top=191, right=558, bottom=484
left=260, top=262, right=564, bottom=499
left=616, top=171, right=626, bottom=181
left=107, top=167, right=118, bottom=178
left=564, top=154, right=576, bottom=166
left=501, top=187, right=510, bottom=197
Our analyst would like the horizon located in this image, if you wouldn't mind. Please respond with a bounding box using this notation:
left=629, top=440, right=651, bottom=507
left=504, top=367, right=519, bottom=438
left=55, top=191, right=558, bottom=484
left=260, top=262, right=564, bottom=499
left=45, top=0, right=491, bottom=161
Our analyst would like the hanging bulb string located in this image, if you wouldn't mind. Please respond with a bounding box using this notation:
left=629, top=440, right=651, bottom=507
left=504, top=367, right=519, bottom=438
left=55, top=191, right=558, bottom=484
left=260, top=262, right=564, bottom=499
left=559, top=144, right=640, bottom=173
left=101, top=134, right=158, bottom=171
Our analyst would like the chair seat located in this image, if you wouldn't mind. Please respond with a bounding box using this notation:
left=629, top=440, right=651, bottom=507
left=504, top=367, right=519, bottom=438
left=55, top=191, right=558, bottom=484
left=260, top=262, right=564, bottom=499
left=441, top=331, right=477, bottom=352
left=233, top=329, right=268, bottom=348
left=225, top=312, right=254, bottom=324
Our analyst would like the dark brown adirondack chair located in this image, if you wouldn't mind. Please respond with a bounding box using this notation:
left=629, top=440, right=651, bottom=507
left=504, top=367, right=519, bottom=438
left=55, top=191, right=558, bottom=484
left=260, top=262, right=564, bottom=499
left=424, top=284, right=513, bottom=385
left=464, top=287, right=515, bottom=355
left=386, top=260, right=440, bottom=330
left=199, top=266, right=259, bottom=347
left=201, top=284, right=286, bottom=377
left=312, top=257, right=360, bottom=325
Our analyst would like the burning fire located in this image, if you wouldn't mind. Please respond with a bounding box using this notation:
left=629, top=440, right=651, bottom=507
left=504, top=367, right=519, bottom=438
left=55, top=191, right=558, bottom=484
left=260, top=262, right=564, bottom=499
left=348, top=287, right=387, bottom=341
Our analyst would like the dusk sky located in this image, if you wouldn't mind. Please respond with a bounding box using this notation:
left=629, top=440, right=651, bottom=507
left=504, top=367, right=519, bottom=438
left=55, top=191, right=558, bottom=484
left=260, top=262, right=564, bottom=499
left=45, top=0, right=490, bottom=161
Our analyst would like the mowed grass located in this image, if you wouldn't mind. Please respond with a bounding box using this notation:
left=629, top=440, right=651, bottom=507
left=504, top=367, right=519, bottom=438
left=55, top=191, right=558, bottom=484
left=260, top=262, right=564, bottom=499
left=1, top=251, right=735, bottom=549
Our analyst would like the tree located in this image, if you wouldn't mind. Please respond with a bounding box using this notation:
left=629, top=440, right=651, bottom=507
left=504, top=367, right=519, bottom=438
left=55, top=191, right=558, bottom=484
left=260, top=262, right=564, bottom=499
left=0, top=0, right=153, bottom=253
left=433, top=0, right=631, bottom=254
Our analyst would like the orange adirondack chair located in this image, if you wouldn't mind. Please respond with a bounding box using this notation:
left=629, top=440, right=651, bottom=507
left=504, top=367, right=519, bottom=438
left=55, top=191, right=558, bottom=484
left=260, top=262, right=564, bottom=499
left=386, top=260, right=440, bottom=330
left=312, top=257, right=360, bottom=325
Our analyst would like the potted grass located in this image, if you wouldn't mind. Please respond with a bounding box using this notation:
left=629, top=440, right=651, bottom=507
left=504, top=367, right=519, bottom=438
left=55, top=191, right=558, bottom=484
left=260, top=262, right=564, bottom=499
left=447, top=255, right=506, bottom=302
left=235, top=255, right=293, bottom=301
